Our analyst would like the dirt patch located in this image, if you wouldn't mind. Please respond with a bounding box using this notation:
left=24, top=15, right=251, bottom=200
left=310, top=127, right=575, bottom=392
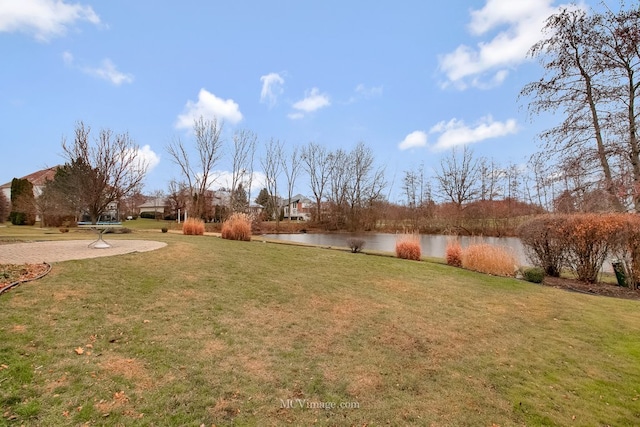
left=99, top=356, right=153, bottom=389
left=543, top=276, right=640, bottom=300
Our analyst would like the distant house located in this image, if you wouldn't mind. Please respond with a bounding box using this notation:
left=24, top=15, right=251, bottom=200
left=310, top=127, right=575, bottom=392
left=138, top=197, right=169, bottom=218
left=282, top=194, right=312, bottom=221
left=0, top=166, right=59, bottom=221
left=0, top=166, right=58, bottom=202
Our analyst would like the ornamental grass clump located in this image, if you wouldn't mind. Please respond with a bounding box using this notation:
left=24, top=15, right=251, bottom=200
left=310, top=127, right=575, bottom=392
left=221, top=213, right=252, bottom=241
left=462, top=243, right=516, bottom=277
left=395, top=234, right=421, bottom=261
left=445, top=239, right=463, bottom=267
left=182, top=218, right=205, bottom=235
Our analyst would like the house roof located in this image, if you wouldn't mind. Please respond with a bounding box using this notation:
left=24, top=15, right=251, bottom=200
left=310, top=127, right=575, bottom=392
left=0, top=166, right=59, bottom=189
left=138, top=197, right=168, bottom=209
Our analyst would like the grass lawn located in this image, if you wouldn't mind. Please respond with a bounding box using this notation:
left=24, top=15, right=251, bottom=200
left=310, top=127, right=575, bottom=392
left=1, top=228, right=639, bottom=426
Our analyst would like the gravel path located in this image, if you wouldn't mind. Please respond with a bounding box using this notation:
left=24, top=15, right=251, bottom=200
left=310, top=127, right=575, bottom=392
left=0, top=240, right=167, bottom=264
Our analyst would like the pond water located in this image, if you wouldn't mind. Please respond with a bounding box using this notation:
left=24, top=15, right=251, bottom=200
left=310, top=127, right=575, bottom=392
left=262, top=232, right=529, bottom=265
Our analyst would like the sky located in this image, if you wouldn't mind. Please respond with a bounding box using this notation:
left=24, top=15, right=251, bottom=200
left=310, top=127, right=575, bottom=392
left=0, top=0, right=618, bottom=204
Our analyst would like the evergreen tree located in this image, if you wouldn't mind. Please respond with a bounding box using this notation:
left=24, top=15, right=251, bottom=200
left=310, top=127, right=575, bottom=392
left=9, top=178, right=35, bottom=225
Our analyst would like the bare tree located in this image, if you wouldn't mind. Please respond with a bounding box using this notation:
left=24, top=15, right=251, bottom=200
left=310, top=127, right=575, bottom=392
left=345, top=142, right=386, bottom=230
left=521, top=7, right=625, bottom=211
left=166, top=116, right=224, bottom=219
left=435, top=145, right=480, bottom=211
left=598, top=5, right=640, bottom=210
left=230, top=129, right=257, bottom=213
left=260, top=138, right=283, bottom=227
left=327, top=148, right=350, bottom=228
left=281, top=144, right=302, bottom=222
left=60, top=121, right=148, bottom=224
left=167, top=179, right=190, bottom=220
left=301, top=141, right=332, bottom=222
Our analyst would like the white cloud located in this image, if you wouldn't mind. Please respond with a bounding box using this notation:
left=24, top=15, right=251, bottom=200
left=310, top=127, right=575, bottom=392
left=0, top=0, right=100, bottom=42
left=83, top=58, right=134, bottom=86
left=62, top=52, right=133, bottom=86
left=176, top=88, right=243, bottom=129
left=62, top=50, right=74, bottom=66
left=260, top=72, right=285, bottom=108
left=398, top=130, right=428, bottom=151
left=355, top=83, right=383, bottom=98
left=438, top=0, right=579, bottom=89
left=348, top=83, right=384, bottom=104
left=289, top=87, right=330, bottom=119
left=137, top=145, right=160, bottom=172
left=429, top=116, right=518, bottom=150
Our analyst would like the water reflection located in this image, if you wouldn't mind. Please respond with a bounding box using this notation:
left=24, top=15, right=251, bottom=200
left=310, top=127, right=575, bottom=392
left=262, top=233, right=528, bottom=265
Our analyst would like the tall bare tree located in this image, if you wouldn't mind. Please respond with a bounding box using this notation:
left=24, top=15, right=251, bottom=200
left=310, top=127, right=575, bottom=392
left=281, top=144, right=302, bottom=222
left=59, top=121, right=148, bottom=224
left=521, top=6, right=628, bottom=211
left=435, top=145, right=480, bottom=211
left=345, top=142, right=386, bottom=230
left=301, top=141, right=332, bottom=222
left=166, top=116, right=224, bottom=219
left=230, top=129, right=257, bottom=213
left=260, top=138, right=283, bottom=227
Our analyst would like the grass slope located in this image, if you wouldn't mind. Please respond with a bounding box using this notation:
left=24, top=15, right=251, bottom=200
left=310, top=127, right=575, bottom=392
left=1, top=232, right=639, bottom=426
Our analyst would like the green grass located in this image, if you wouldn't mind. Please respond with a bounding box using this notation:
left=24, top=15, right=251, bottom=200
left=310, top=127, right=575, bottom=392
left=0, top=228, right=639, bottom=425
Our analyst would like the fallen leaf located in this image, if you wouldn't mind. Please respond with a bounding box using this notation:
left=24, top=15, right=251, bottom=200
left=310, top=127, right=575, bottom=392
left=74, top=347, right=84, bottom=355
left=143, top=319, right=150, bottom=323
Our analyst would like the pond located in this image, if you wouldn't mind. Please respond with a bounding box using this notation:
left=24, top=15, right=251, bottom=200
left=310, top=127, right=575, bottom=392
left=262, top=232, right=529, bottom=265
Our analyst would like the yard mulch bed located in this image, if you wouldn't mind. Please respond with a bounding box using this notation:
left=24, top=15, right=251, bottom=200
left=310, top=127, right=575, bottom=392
left=543, top=275, right=640, bottom=301
left=0, top=263, right=50, bottom=291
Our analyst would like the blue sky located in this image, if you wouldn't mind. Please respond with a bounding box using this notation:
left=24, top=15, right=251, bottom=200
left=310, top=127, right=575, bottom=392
left=0, top=0, right=613, bottom=203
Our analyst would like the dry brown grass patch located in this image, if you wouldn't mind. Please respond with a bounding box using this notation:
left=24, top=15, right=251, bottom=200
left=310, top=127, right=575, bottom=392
left=445, top=239, right=463, bottom=267
left=221, top=213, right=252, bottom=241
left=99, top=356, right=153, bottom=389
left=395, top=233, right=422, bottom=260
left=461, top=243, right=517, bottom=277
left=182, top=218, right=205, bottom=235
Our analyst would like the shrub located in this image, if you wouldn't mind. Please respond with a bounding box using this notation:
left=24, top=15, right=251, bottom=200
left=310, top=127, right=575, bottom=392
left=560, top=213, right=620, bottom=283
left=517, top=215, right=567, bottom=277
left=607, top=214, right=640, bottom=289
left=395, top=234, right=421, bottom=261
left=522, top=267, right=545, bottom=283
left=182, top=218, right=205, bottom=235
left=221, top=213, right=252, bottom=241
left=161, top=227, right=168, bottom=233
left=347, top=238, right=365, bottom=253
left=462, top=243, right=516, bottom=277
left=445, top=239, right=462, bottom=267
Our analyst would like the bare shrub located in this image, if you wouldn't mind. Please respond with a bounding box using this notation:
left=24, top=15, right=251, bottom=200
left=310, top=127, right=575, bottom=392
left=517, top=215, right=567, bottom=277
left=561, top=214, right=619, bottom=283
left=608, top=214, right=640, bottom=289
left=462, top=243, right=517, bottom=277
left=395, top=234, right=421, bottom=261
left=182, top=218, right=205, bottom=235
left=347, top=238, right=365, bottom=253
left=221, top=213, right=252, bottom=241
left=445, top=239, right=462, bottom=267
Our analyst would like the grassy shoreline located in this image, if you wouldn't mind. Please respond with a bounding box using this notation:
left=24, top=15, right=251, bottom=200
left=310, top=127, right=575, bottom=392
left=1, top=227, right=639, bottom=425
